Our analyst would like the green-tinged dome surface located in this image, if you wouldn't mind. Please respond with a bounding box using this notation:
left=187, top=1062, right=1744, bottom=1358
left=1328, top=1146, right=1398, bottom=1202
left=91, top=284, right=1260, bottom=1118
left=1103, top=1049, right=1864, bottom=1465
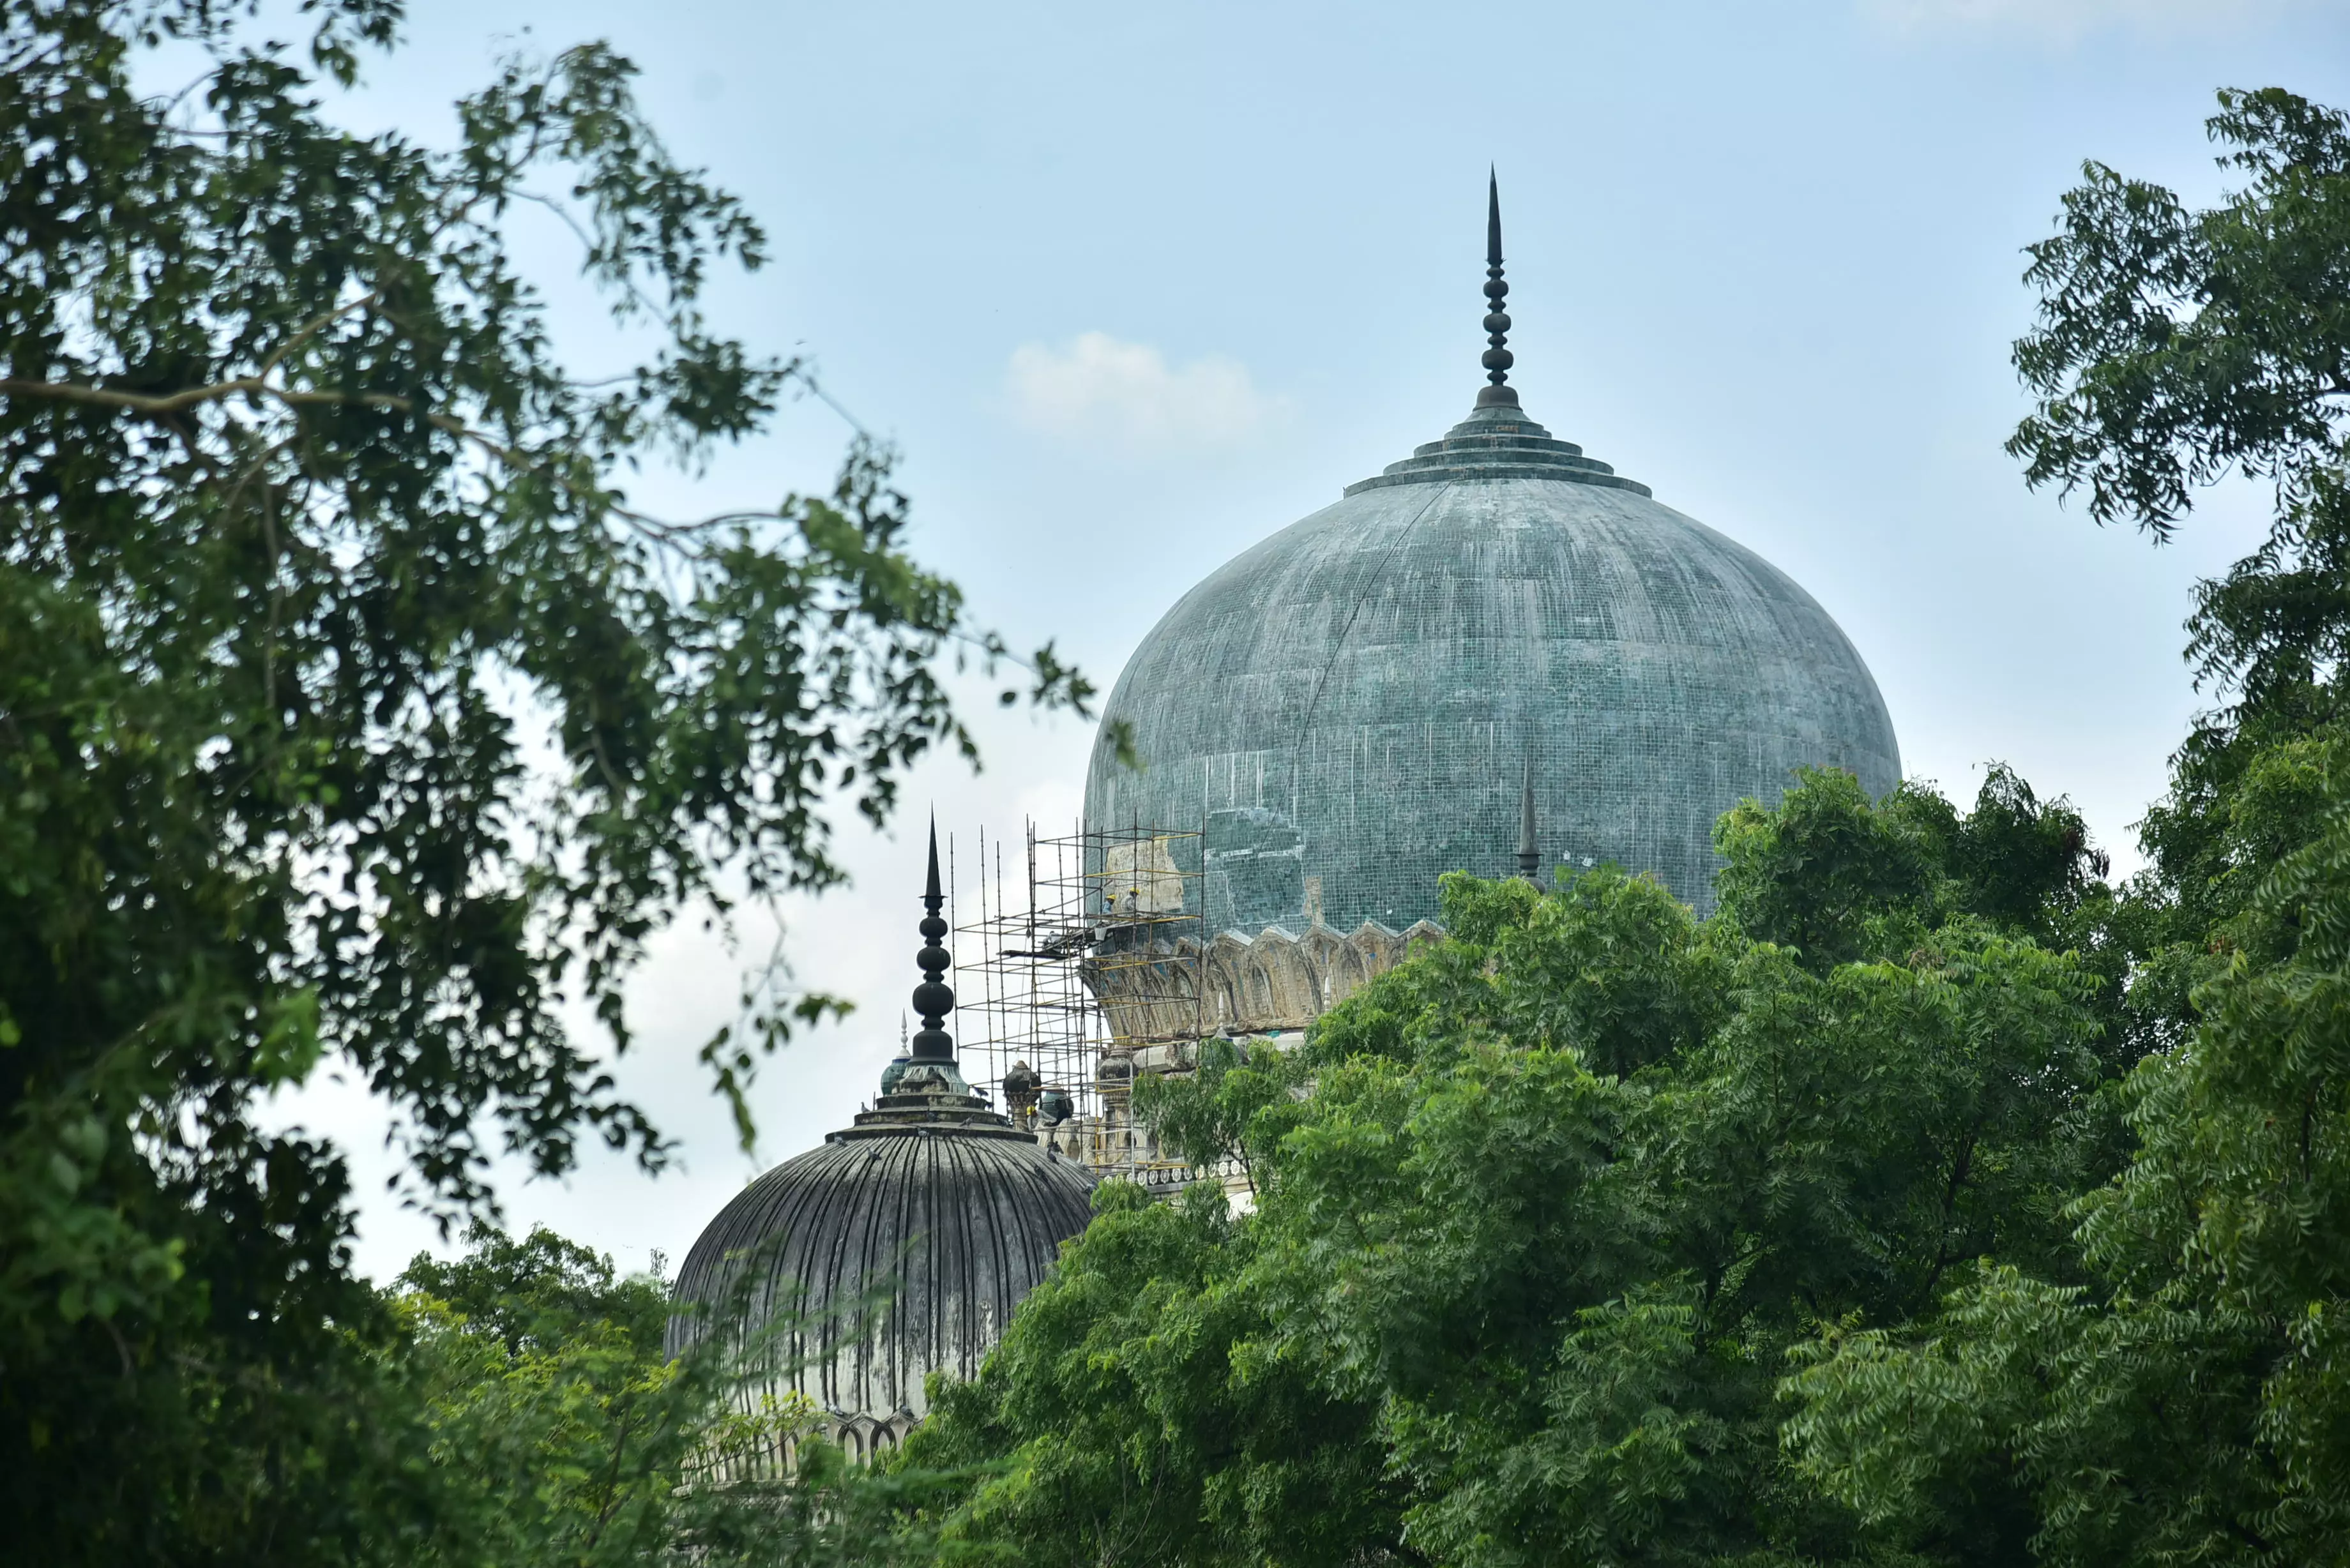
left=1083, top=402, right=1901, bottom=928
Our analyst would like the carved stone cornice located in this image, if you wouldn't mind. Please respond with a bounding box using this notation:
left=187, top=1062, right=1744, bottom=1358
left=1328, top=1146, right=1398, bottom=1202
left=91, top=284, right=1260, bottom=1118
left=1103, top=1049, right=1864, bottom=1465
left=1086, top=918, right=1444, bottom=1040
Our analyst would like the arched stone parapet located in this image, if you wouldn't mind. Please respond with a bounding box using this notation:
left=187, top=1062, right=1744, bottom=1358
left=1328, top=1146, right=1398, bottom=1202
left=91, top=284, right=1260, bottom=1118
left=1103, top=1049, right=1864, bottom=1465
left=823, top=1409, right=918, bottom=1465
left=1204, top=933, right=1255, bottom=1030
left=1244, top=926, right=1321, bottom=1028
left=1094, top=918, right=1442, bottom=1037
left=1298, top=923, right=1348, bottom=1011
left=1079, top=917, right=1448, bottom=1041
left=1325, top=940, right=1370, bottom=1007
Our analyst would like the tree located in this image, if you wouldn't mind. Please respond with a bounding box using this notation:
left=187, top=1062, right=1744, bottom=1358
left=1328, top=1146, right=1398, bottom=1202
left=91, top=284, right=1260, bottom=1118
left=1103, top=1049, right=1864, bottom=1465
left=909, top=769, right=2117, bottom=1567
left=912, top=1179, right=1400, bottom=1568
left=1782, top=88, right=2350, bottom=1568
left=395, top=1228, right=711, bottom=1568
left=0, top=1, right=1089, bottom=1558
left=390, top=1225, right=958, bottom=1568
left=1785, top=755, right=2350, bottom=1566
left=2008, top=85, right=2350, bottom=901
left=399, top=1221, right=671, bottom=1361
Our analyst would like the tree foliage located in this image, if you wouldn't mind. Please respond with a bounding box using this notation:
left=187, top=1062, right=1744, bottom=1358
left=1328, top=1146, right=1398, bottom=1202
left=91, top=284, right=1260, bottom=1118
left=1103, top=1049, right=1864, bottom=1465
left=909, top=769, right=2118, bottom=1566
left=389, top=1225, right=958, bottom=1568
left=1782, top=88, right=2350, bottom=1568
left=0, top=1, right=1085, bottom=1558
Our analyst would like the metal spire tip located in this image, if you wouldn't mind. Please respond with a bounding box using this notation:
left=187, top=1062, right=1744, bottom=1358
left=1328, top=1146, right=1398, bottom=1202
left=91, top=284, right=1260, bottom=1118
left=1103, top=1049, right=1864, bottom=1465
left=1478, top=168, right=1517, bottom=408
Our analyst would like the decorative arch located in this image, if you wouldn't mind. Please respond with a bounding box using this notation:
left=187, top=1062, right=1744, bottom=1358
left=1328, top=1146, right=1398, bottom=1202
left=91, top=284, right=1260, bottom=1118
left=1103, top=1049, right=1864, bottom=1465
left=1246, top=961, right=1275, bottom=1021
left=1327, top=941, right=1370, bottom=1005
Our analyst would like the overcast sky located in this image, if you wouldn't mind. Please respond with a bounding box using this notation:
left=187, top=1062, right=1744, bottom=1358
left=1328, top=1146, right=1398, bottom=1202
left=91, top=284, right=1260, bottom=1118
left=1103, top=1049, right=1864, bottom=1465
left=274, top=0, right=2350, bottom=1283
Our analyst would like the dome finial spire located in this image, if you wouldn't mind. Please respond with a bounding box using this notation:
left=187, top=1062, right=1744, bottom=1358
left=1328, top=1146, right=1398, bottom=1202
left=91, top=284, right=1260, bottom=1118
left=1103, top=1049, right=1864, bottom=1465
left=1487, top=165, right=1504, bottom=268
left=1478, top=167, right=1519, bottom=410
left=909, top=814, right=956, bottom=1064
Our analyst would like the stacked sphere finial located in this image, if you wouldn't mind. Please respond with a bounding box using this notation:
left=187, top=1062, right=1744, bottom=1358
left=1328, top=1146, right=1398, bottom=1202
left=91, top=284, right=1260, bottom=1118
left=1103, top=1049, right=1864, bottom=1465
left=1478, top=167, right=1516, bottom=407
left=909, top=818, right=955, bottom=1064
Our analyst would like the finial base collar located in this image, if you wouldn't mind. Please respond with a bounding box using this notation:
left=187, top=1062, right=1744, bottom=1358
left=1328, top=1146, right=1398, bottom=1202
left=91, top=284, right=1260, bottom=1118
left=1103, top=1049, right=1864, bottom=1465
left=1475, top=384, right=1522, bottom=409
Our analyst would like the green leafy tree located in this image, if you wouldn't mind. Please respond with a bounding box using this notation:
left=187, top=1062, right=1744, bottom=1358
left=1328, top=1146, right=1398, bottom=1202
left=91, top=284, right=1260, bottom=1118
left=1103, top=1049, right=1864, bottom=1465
left=1785, top=761, right=2350, bottom=1566
left=381, top=1223, right=960, bottom=1568
left=1130, top=1032, right=1311, bottom=1191
left=1715, top=764, right=2112, bottom=971
left=395, top=1230, right=707, bottom=1567
left=2006, top=84, right=2350, bottom=944
left=0, top=1, right=1088, bottom=1559
left=1782, top=87, right=2350, bottom=1568
left=399, top=1222, right=670, bottom=1359
left=911, top=1180, right=1403, bottom=1568
left=911, top=769, right=2116, bottom=1567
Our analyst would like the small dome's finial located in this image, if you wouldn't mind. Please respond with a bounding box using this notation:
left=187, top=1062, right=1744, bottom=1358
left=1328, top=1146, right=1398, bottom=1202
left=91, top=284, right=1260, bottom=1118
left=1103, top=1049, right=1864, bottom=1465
left=909, top=815, right=956, bottom=1064
left=1517, top=753, right=1542, bottom=885
left=1478, top=167, right=1519, bottom=411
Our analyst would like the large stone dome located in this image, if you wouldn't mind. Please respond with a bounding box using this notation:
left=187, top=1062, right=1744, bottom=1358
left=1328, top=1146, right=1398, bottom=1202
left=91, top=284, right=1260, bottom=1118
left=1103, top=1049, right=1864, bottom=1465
left=1084, top=400, right=1900, bottom=929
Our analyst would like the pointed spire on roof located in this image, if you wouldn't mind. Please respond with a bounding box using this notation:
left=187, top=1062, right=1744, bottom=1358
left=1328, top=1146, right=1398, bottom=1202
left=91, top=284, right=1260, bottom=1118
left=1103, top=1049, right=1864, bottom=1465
left=1517, top=753, right=1541, bottom=885
left=909, top=815, right=957, bottom=1064
left=1478, top=167, right=1518, bottom=410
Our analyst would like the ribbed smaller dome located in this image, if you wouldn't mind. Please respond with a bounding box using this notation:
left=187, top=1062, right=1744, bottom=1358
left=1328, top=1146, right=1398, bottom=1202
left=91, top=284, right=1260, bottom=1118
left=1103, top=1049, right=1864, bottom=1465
left=666, top=1072, right=1097, bottom=1424
left=669, top=825, right=1099, bottom=1445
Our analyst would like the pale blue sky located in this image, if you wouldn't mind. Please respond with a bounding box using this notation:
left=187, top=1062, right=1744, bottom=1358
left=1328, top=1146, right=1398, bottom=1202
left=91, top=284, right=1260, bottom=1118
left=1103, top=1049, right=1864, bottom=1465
left=286, top=0, right=2350, bottom=1281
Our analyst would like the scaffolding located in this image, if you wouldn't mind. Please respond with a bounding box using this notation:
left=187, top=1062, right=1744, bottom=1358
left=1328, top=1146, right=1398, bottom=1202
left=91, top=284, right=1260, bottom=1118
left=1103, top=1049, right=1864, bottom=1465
left=952, top=821, right=1204, bottom=1171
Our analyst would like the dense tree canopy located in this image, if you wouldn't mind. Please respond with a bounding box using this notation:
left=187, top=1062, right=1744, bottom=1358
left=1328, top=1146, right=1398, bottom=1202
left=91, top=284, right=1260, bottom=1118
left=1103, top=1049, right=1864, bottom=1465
left=910, top=767, right=2122, bottom=1565
left=388, top=1225, right=956, bottom=1568
left=0, top=1, right=1082, bottom=1560
left=1785, top=87, right=2350, bottom=1568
